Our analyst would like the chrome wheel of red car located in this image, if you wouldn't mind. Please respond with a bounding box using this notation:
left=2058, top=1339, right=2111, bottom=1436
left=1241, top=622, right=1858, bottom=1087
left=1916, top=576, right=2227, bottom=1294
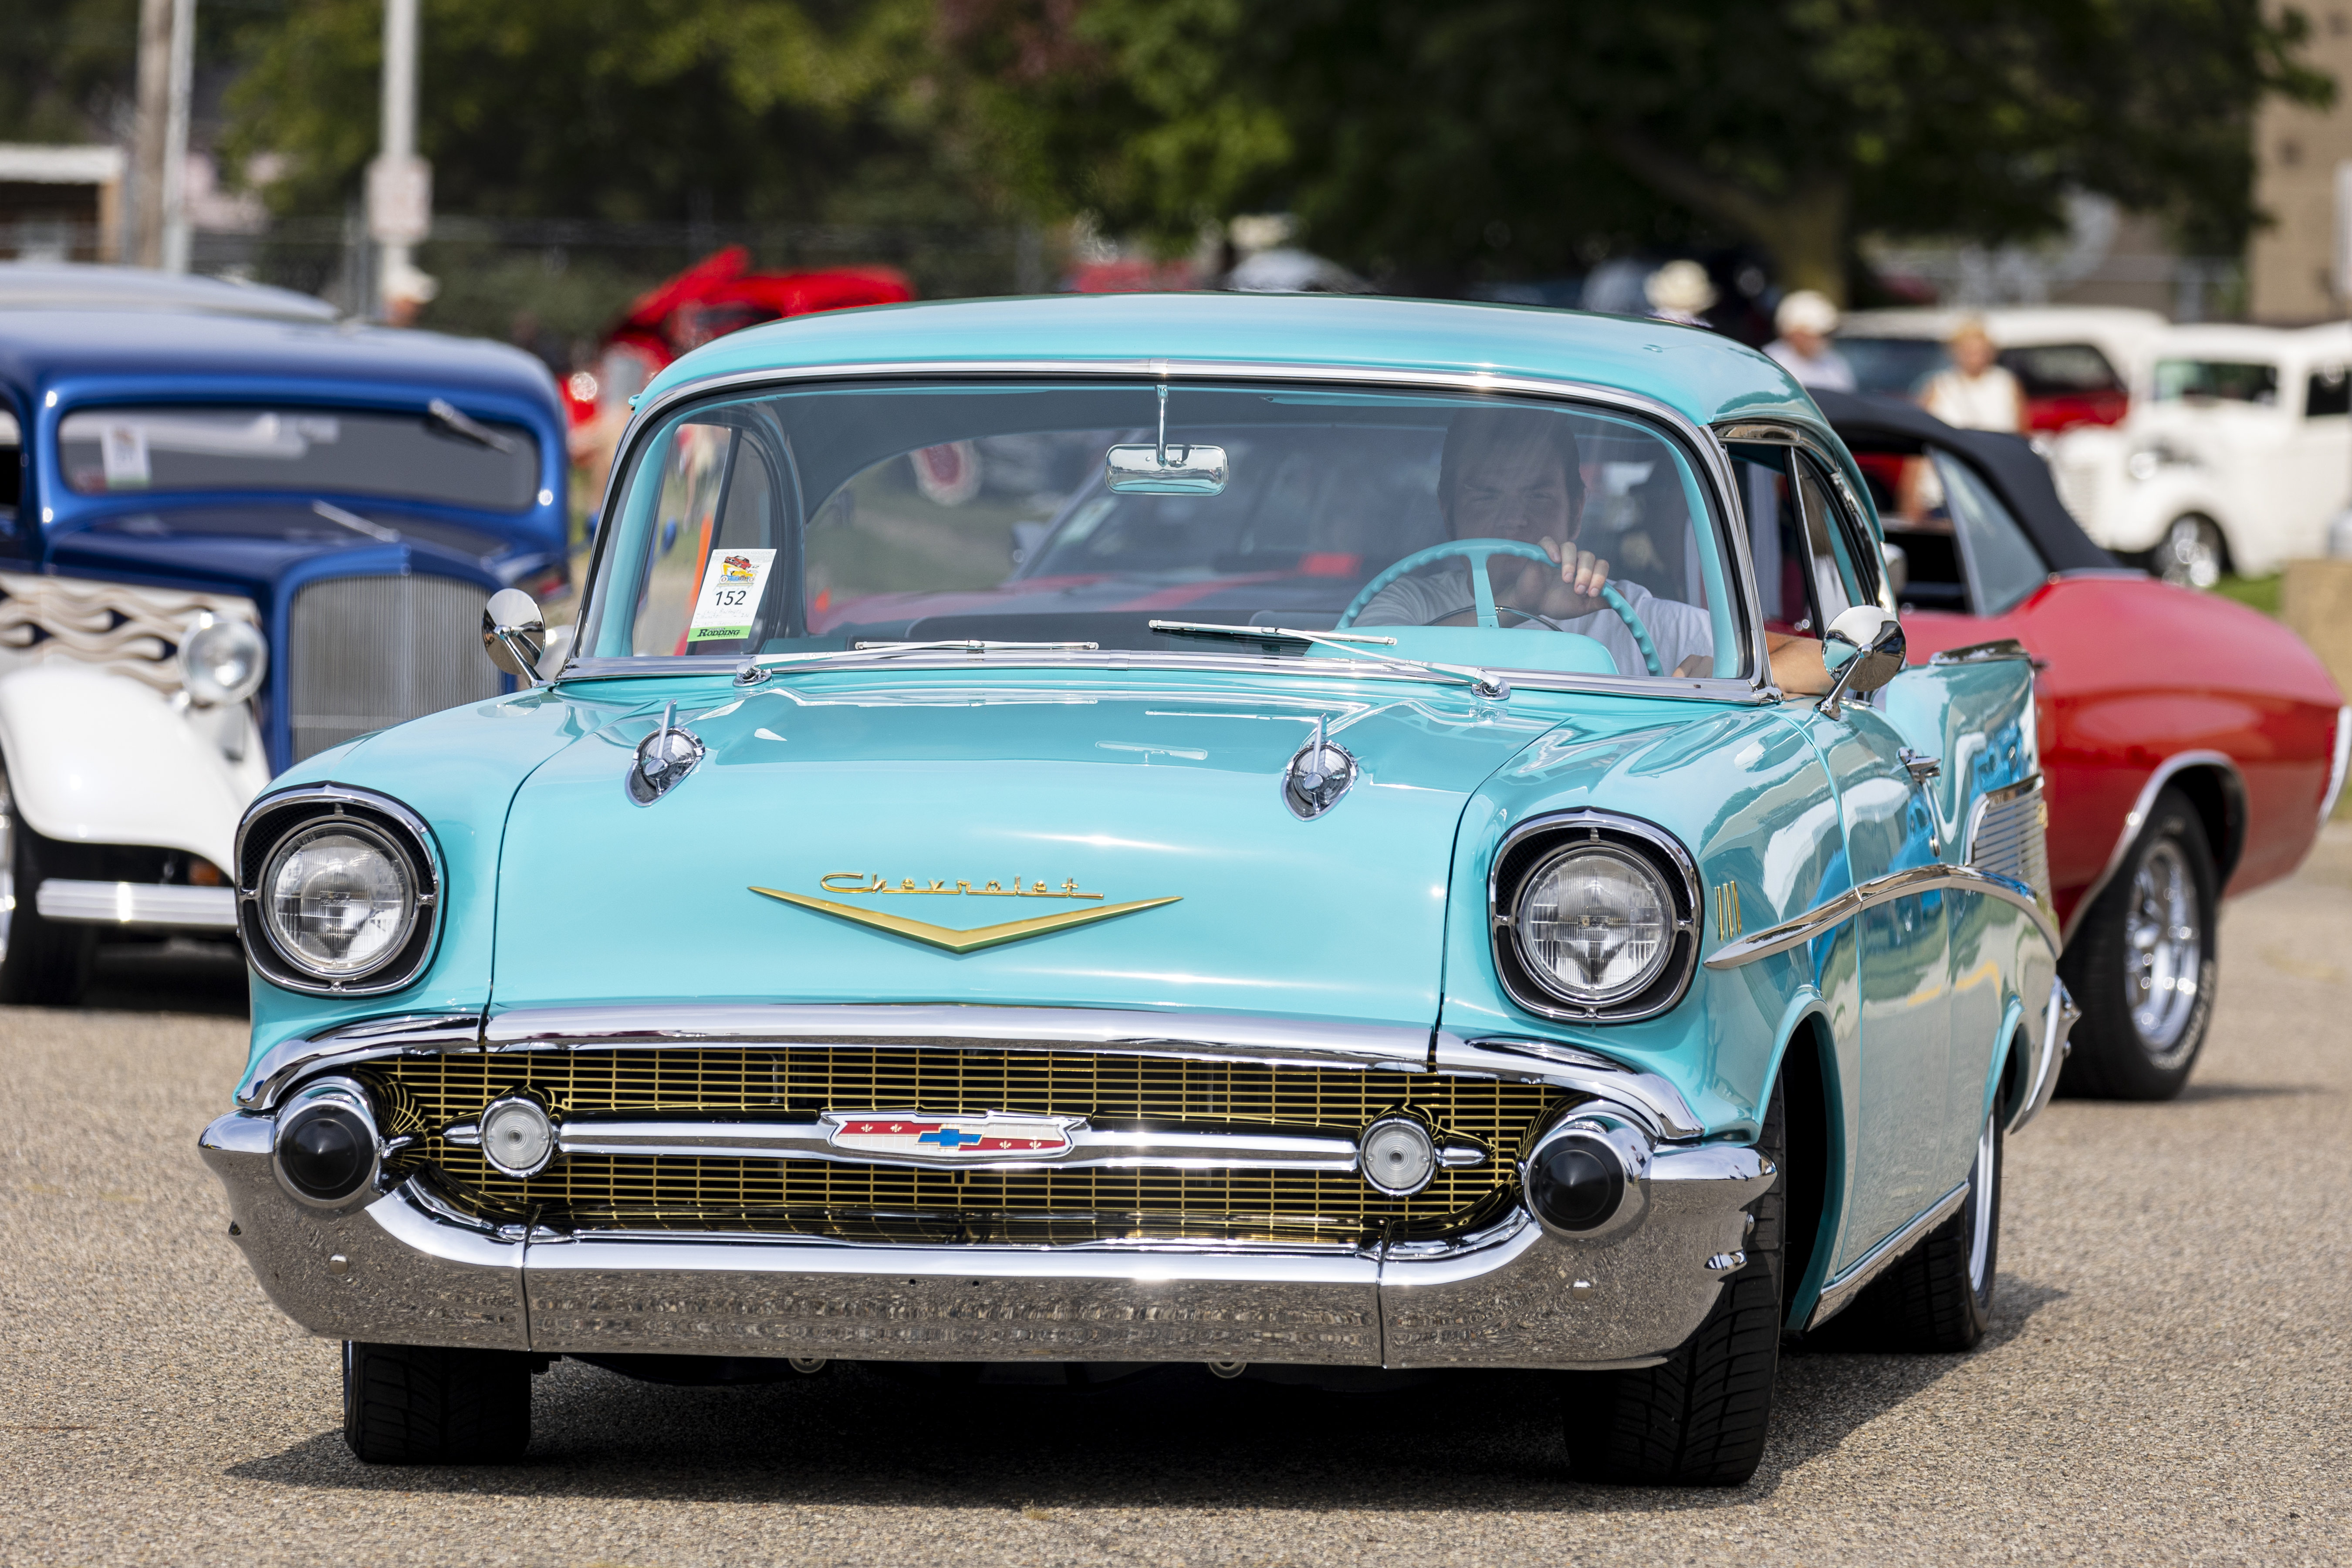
left=2153, top=514, right=2226, bottom=590
left=2125, top=839, right=2205, bottom=1064
left=2059, top=787, right=2218, bottom=1099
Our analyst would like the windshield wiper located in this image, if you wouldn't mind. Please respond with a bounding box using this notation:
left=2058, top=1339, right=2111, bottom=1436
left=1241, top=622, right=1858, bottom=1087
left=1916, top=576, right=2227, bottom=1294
left=731, top=639, right=1101, bottom=683
left=312, top=499, right=400, bottom=543
left=1148, top=619, right=1509, bottom=698
left=427, top=398, right=517, bottom=454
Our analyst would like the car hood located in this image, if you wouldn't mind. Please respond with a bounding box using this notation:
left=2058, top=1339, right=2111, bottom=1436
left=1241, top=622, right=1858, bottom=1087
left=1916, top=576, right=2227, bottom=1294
left=486, top=675, right=1572, bottom=1029
left=43, top=500, right=544, bottom=599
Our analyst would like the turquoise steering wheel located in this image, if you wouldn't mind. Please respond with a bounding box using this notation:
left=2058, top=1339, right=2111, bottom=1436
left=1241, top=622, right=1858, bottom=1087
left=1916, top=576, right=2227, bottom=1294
left=1334, top=538, right=1663, bottom=676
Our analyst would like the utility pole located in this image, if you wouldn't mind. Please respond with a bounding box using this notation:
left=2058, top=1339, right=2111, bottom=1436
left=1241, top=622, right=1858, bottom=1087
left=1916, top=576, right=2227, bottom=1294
left=132, top=0, right=170, bottom=267
left=132, top=0, right=196, bottom=270
left=367, top=0, right=433, bottom=320
left=161, top=0, right=195, bottom=272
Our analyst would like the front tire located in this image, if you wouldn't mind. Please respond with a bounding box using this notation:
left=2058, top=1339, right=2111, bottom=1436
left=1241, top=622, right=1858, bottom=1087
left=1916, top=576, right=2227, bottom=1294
left=1824, top=1099, right=2002, bottom=1352
left=2060, top=786, right=2217, bottom=1100
left=0, top=771, right=95, bottom=1007
left=343, top=1341, right=534, bottom=1464
left=1561, top=1076, right=1785, bottom=1487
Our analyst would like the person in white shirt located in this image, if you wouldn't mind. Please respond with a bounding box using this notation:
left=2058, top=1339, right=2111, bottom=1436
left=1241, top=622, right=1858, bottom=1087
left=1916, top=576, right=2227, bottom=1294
left=1764, top=290, right=1856, bottom=392
left=1920, top=317, right=2026, bottom=431
left=1353, top=406, right=1831, bottom=691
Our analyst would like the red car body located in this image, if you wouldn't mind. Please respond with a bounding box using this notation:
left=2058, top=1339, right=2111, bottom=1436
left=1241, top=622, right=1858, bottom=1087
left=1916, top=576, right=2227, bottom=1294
left=1819, top=390, right=2348, bottom=942
left=566, top=247, right=914, bottom=426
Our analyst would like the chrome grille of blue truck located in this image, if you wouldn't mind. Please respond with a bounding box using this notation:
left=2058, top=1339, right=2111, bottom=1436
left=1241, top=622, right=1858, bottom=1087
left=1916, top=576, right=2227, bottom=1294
left=288, top=574, right=503, bottom=760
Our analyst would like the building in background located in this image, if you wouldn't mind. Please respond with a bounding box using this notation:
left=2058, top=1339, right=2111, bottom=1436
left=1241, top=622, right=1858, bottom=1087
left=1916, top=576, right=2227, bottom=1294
left=0, top=145, right=125, bottom=263
left=2248, top=6, right=2352, bottom=322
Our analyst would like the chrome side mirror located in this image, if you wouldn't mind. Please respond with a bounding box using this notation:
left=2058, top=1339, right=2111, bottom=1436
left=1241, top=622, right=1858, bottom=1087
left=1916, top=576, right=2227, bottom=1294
left=482, top=588, right=547, bottom=684
left=1818, top=604, right=1906, bottom=719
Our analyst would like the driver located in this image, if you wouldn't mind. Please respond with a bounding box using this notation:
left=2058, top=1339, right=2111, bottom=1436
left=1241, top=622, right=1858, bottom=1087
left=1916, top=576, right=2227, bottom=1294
left=1353, top=407, right=1830, bottom=691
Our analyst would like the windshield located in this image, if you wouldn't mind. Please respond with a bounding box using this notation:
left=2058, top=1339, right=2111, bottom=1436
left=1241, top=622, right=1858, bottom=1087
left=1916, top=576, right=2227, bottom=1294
left=579, top=380, right=1747, bottom=681
left=2151, top=359, right=2279, bottom=406
left=57, top=404, right=541, bottom=510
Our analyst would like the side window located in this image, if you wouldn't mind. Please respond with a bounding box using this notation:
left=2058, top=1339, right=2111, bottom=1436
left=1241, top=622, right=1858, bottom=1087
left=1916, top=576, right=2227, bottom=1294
left=1733, top=445, right=1874, bottom=636
left=2308, top=365, right=2350, bottom=419
left=1931, top=450, right=2047, bottom=615
left=1795, top=457, right=1877, bottom=619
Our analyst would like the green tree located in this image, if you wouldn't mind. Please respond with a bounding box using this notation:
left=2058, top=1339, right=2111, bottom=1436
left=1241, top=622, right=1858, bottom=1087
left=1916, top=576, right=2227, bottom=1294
left=942, top=0, right=2332, bottom=299
left=0, top=0, right=137, bottom=144
left=220, top=0, right=976, bottom=227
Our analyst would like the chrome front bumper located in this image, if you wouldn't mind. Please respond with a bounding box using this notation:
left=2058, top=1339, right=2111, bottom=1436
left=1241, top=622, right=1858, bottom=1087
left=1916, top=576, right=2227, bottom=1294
left=201, top=1110, right=1771, bottom=1371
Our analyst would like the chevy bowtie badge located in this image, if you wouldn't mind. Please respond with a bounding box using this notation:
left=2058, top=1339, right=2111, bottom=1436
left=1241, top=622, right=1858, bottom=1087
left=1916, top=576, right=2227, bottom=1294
left=822, top=1111, right=1083, bottom=1162
left=750, top=873, right=1179, bottom=953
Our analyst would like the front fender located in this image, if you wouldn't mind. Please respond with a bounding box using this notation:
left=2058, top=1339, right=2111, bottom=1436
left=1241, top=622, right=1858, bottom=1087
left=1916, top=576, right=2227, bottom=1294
left=2088, top=470, right=2230, bottom=556
left=0, top=663, right=268, bottom=869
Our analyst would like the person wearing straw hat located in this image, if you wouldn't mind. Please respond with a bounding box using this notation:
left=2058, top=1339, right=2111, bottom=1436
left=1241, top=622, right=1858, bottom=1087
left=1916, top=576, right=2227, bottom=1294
left=1642, top=260, right=1716, bottom=327
left=1764, top=290, right=1855, bottom=391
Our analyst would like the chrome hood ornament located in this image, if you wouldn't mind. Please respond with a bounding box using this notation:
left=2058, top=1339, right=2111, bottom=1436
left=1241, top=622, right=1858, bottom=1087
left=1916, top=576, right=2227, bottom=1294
left=1283, top=717, right=1357, bottom=819
left=627, top=702, right=705, bottom=804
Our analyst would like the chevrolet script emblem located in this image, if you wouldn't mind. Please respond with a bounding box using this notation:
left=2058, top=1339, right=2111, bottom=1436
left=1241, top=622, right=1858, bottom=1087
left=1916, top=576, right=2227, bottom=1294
left=750, top=872, right=1178, bottom=953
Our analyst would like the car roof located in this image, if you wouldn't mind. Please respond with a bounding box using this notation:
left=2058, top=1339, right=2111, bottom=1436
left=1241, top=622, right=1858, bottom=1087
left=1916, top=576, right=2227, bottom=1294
left=1808, top=388, right=2118, bottom=574
left=0, top=308, right=561, bottom=410
left=638, top=292, right=1828, bottom=436
left=0, top=262, right=338, bottom=322
left=2149, top=321, right=2352, bottom=366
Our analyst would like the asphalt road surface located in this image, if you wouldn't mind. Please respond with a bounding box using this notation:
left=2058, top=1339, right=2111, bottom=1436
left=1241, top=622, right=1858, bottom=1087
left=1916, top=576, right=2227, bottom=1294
left=4, top=834, right=2349, bottom=1567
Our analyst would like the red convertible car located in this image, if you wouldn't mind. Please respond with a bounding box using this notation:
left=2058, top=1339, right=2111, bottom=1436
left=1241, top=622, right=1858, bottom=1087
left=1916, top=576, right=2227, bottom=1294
left=1814, top=389, right=2349, bottom=1100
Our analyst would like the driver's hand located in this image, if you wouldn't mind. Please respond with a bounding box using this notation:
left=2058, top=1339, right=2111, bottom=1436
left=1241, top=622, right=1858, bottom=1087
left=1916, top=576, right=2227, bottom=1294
left=1499, top=537, right=1611, bottom=618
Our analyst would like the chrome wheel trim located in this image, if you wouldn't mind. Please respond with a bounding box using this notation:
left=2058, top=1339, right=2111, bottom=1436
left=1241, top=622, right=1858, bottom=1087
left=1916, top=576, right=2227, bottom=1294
left=1966, top=1108, right=1997, bottom=1296
left=2159, top=516, right=2223, bottom=590
left=2124, top=838, right=2203, bottom=1064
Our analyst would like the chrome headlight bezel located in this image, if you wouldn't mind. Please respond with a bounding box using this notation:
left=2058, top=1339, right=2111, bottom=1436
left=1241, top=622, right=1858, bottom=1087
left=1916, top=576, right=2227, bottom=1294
left=1488, top=811, right=1700, bottom=1024
left=235, top=785, right=443, bottom=996
left=178, top=611, right=268, bottom=706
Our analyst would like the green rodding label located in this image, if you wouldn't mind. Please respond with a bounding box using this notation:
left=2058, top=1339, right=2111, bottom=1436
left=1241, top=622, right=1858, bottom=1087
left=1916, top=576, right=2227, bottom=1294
left=687, top=625, right=751, bottom=642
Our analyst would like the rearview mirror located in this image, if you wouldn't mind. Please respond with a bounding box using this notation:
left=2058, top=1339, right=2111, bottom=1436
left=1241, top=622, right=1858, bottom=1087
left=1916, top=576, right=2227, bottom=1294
left=1106, top=441, right=1229, bottom=496
left=482, top=588, right=547, bottom=683
left=1818, top=603, right=1906, bottom=718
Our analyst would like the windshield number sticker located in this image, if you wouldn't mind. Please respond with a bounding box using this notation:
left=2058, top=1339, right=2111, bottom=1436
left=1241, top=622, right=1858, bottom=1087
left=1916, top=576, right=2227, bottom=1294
left=100, top=423, right=151, bottom=489
left=687, top=548, right=776, bottom=642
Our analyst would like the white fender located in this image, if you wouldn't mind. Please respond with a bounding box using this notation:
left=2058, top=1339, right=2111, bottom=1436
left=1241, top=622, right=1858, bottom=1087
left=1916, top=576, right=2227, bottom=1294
left=0, top=663, right=271, bottom=873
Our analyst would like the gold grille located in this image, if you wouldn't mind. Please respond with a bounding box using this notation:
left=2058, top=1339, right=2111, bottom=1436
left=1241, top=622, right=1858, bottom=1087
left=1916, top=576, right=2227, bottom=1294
left=368, top=1047, right=1560, bottom=1245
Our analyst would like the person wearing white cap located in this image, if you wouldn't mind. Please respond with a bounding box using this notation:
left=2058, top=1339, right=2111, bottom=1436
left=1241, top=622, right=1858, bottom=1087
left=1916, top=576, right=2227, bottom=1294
left=381, top=260, right=439, bottom=328
left=1764, top=290, right=1855, bottom=392
left=1642, top=260, right=1716, bottom=328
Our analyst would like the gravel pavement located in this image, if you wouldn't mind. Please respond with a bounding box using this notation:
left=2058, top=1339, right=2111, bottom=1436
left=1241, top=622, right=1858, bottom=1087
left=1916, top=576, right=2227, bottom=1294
left=3, top=834, right=2349, bottom=1567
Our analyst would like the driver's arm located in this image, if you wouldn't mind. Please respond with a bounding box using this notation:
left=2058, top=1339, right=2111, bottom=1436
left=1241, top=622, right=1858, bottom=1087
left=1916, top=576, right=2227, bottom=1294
left=1766, top=632, right=1832, bottom=694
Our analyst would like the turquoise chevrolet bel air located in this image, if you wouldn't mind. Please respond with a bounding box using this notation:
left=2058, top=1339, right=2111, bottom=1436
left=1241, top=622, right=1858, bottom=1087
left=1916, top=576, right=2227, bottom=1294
left=200, top=294, right=2075, bottom=1486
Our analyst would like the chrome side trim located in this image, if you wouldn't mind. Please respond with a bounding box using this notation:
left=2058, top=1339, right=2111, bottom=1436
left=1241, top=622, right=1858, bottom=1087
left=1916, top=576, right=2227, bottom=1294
left=1804, top=1180, right=1970, bottom=1332
left=2008, top=977, right=2079, bottom=1136
left=1432, top=1033, right=1703, bottom=1141
left=1704, top=863, right=2059, bottom=970
left=37, top=879, right=236, bottom=929
left=570, top=357, right=1776, bottom=700
left=555, top=1114, right=1368, bottom=1174
left=1960, top=772, right=2042, bottom=861
left=484, top=1003, right=1435, bottom=1071
left=238, top=1012, right=485, bottom=1110
left=2060, top=749, right=2246, bottom=946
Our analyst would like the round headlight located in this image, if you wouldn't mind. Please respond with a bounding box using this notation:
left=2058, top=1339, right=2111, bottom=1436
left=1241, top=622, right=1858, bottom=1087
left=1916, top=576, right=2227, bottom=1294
left=1514, top=844, right=1673, bottom=1005
left=180, top=613, right=267, bottom=706
left=261, top=821, right=418, bottom=980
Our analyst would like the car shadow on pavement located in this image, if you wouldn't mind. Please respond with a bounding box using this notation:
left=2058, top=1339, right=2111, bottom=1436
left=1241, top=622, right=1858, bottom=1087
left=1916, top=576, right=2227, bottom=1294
left=222, top=1275, right=2064, bottom=1513
left=80, top=938, right=247, bottom=1017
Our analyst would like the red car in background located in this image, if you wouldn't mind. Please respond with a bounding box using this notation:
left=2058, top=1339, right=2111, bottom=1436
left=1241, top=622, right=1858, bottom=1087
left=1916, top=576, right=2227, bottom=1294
left=568, top=247, right=913, bottom=483
left=1815, top=389, right=2350, bottom=1101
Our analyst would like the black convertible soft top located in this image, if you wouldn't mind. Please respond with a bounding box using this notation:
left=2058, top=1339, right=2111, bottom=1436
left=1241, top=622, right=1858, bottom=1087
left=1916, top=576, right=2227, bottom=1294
left=1809, top=387, right=2120, bottom=574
